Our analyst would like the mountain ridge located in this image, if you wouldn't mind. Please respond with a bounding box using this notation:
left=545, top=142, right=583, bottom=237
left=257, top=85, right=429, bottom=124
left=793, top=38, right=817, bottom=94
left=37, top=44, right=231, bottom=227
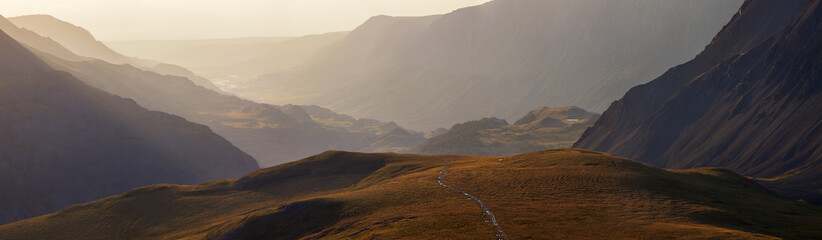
left=575, top=0, right=822, bottom=203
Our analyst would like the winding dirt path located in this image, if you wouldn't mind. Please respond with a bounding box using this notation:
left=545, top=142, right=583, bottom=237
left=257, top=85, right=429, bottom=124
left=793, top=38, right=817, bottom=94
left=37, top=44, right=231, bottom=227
left=437, top=157, right=510, bottom=240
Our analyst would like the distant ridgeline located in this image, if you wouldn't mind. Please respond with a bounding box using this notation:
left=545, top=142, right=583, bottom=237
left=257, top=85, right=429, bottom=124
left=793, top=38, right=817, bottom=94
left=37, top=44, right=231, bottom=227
left=575, top=0, right=822, bottom=204
left=418, top=106, right=599, bottom=156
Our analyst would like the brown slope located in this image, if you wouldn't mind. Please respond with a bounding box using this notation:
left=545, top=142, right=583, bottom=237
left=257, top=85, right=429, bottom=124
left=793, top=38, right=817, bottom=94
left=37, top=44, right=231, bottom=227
left=1, top=150, right=820, bottom=239
left=575, top=0, right=822, bottom=203
left=0, top=29, right=258, bottom=224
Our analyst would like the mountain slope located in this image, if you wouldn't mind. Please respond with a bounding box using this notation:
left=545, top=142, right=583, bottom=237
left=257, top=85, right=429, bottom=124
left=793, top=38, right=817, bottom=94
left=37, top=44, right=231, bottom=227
left=0, top=29, right=258, bottom=224
left=7, top=14, right=220, bottom=91
left=244, top=0, right=743, bottom=130
left=9, top=15, right=133, bottom=65
left=0, top=14, right=84, bottom=62
left=0, top=26, right=50, bottom=78
left=1, top=15, right=405, bottom=167
left=38, top=51, right=400, bottom=167
left=575, top=0, right=822, bottom=203
left=1, top=150, right=820, bottom=239
left=419, top=106, right=599, bottom=155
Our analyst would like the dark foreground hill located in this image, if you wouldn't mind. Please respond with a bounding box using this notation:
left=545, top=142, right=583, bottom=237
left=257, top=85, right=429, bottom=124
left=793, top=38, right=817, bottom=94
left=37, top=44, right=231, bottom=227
left=0, top=29, right=258, bottom=224
left=2, top=150, right=820, bottom=239
left=575, top=0, right=822, bottom=203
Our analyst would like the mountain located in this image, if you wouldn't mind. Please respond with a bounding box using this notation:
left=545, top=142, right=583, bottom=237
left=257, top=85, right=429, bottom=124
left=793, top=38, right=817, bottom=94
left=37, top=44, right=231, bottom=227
left=419, top=106, right=599, bottom=155
left=241, top=0, right=744, bottom=130
left=575, top=0, right=822, bottom=203
left=358, top=127, right=427, bottom=153
left=1, top=15, right=406, bottom=167
left=105, top=32, right=347, bottom=88
left=0, top=26, right=49, bottom=78
left=9, top=15, right=134, bottom=65
left=1, top=150, right=820, bottom=239
left=0, top=14, right=85, bottom=62
left=0, top=29, right=258, bottom=224
left=7, top=14, right=220, bottom=91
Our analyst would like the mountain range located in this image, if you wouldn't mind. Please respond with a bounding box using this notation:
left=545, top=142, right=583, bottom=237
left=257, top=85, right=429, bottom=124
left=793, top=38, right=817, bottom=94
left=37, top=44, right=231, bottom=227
left=575, top=0, right=822, bottom=204
left=105, top=32, right=347, bottom=90
left=0, top=14, right=412, bottom=167
left=236, top=0, right=744, bottom=130
left=0, top=28, right=258, bottom=224
left=6, top=14, right=220, bottom=91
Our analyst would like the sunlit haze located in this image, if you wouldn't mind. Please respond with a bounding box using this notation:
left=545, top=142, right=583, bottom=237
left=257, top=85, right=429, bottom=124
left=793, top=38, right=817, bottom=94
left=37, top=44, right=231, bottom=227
left=2, top=0, right=491, bottom=40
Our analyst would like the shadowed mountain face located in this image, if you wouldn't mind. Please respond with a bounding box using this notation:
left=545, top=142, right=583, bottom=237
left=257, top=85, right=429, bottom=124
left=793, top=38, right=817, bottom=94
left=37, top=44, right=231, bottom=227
left=575, top=0, right=822, bottom=203
left=419, top=106, right=599, bottom=155
left=0, top=27, right=49, bottom=78
left=6, top=14, right=220, bottom=91
left=0, top=29, right=258, bottom=224
left=243, top=0, right=743, bottom=130
left=1, top=150, right=820, bottom=239
left=0, top=15, right=406, bottom=167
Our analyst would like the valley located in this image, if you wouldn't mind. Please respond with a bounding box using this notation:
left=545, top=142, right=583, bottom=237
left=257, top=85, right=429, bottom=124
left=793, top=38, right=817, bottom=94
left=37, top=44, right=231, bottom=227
left=1, top=0, right=821, bottom=238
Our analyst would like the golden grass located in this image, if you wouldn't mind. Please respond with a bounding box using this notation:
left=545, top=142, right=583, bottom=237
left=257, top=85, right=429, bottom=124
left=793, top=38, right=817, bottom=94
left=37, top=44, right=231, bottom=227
left=1, top=149, right=820, bottom=239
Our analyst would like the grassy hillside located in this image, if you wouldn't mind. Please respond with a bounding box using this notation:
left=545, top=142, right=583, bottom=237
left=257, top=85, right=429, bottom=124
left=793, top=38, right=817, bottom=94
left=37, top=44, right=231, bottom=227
left=2, top=150, right=820, bottom=239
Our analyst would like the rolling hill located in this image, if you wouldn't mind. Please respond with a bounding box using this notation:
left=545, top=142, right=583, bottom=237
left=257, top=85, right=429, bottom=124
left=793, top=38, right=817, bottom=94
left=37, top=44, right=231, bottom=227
left=419, top=106, right=599, bottom=155
left=242, top=0, right=744, bottom=130
left=575, top=0, right=822, bottom=204
left=0, top=29, right=258, bottom=224
left=1, top=150, right=820, bottom=239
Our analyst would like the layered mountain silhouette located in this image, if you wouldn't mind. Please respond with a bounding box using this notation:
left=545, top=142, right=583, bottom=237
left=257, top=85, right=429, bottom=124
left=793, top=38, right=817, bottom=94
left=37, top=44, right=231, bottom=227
left=419, top=106, right=598, bottom=155
left=241, top=0, right=744, bottom=130
left=2, top=150, right=820, bottom=239
left=575, top=0, right=822, bottom=204
left=0, top=29, right=258, bottom=224
left=1, top=15, right=407, bottom=167
left=105, top=32, right=347, bottom=87
left=7, top=14, right=220, bottom=91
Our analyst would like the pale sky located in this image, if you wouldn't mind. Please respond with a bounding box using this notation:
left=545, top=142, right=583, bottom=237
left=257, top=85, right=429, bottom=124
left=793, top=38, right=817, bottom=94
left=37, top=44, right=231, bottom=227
left=2, top=0, right=491, bottom=40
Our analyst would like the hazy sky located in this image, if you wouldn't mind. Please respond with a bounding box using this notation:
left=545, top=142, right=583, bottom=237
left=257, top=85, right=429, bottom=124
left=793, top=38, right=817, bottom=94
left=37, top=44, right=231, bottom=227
left=2, top=0, right=491, bottom=40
